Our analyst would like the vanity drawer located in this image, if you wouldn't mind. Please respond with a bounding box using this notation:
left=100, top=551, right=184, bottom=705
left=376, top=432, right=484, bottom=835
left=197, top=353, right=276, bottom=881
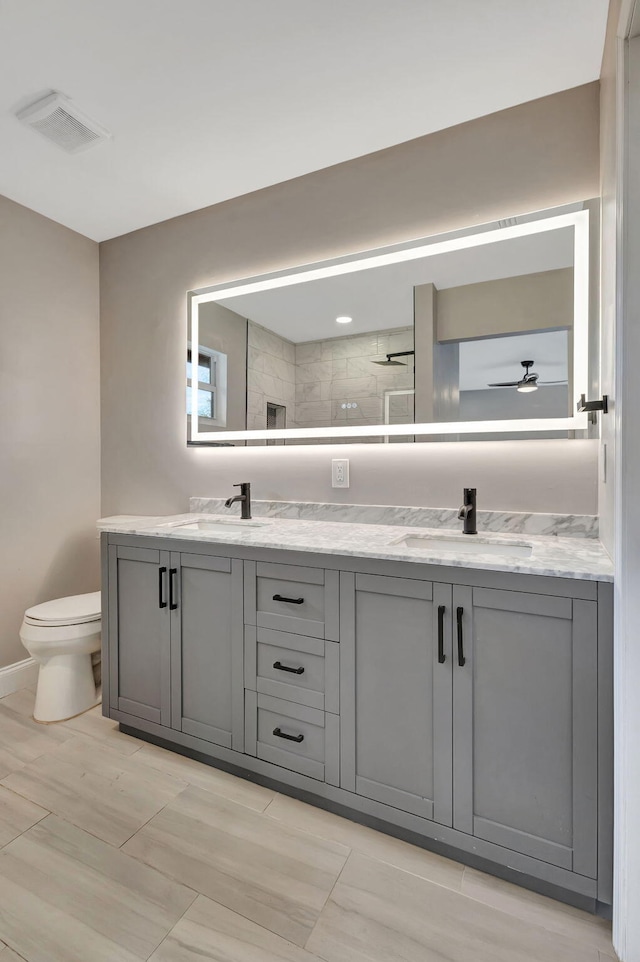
left=244, top=691, right=339, bottom=784
left=244, top=626, right=339, bottom=712
left=244, top=561, right=339, bottom=640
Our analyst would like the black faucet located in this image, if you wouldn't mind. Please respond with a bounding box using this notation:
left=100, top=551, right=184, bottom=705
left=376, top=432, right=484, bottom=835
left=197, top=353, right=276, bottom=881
left=458, top=488, right=477, bottom=535
left=224, top=482, right=252, bottom=520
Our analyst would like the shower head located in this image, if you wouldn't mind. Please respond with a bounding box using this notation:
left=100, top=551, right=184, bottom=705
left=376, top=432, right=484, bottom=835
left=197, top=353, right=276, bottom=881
left=372, top=350, right=415, bottom=367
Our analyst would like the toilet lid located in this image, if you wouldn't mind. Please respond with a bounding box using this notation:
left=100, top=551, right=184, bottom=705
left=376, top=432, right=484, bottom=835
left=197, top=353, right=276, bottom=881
left=24, top=591, right=101, bottom=627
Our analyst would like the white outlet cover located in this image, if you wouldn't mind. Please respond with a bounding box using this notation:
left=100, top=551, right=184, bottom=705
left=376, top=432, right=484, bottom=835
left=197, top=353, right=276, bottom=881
left=332, top=459, right=350, bottom=488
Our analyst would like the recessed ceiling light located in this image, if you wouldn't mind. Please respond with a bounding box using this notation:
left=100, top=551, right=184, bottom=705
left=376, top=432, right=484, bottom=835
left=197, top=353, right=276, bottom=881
left=336, top=315, right=352, bottom=324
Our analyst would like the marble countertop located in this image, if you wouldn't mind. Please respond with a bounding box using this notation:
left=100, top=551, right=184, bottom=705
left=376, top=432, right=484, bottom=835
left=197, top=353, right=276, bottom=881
left=98, top=513, right=614, bottom=582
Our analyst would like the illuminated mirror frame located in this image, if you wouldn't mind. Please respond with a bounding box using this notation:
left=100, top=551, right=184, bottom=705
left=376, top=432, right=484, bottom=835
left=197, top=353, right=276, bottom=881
left=188, top=208, right=590, bottom=443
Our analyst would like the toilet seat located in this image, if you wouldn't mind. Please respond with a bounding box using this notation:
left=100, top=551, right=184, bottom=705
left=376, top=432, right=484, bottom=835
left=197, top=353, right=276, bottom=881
left=20, top=619, right=102, bottom=648
left=24, top=591, right=101, bottom=628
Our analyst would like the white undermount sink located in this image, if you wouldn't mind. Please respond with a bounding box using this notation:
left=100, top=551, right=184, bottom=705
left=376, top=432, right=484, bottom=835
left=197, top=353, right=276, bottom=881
left=166, top=519, right=270, bottom=533
left=394, top=535, right=533, bottom=558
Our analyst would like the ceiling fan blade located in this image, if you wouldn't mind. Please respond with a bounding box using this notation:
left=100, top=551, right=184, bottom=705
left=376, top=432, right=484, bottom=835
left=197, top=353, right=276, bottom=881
left=488, top=381, right=519, bottom=387
left=537, top=380, right=568, bottom=385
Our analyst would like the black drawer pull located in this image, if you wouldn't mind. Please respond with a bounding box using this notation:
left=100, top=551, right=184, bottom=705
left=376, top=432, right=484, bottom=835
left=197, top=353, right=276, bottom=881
left=273, top=661, right=305, bottom=675
left=158, top=567, right=167, bottom=609
left=437, top=605, right=445, bottom=663
left=273, top=727, right=304, bottom=743
left=456, top=606, right=466, bottom=667
left=169, top=568, right=178, bottom=610
left=273, top=594, right=304, bottom=605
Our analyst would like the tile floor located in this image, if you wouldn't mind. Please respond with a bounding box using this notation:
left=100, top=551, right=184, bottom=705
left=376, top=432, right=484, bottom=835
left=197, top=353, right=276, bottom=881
left=0, top=688, right=617, bottom=962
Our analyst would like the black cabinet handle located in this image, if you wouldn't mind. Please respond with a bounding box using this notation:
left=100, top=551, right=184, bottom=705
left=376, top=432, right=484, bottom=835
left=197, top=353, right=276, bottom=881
left=273, top=727, right=304, bottom=743
left=273, top=594, right=304, bottom=605
left=169, top=568, right=178, bottom=610
left=456, top=606, right=466, bottom=667
left=437, top=605, right=446, bottom=663
left=273, top=661, right=305, bottom=675
left=158, top=567, right=167, bottom=609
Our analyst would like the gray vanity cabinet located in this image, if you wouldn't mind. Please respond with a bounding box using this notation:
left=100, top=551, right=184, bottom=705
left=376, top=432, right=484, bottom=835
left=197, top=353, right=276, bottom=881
left=339, top=573, right=600, bottom=879
left=103, top=531, right=611, bottom=909
left=108, top=543, right=244, bottom=750
left=170, top=552, right=244, bottom=751
left=452, top=586, right=598, bottom=877
left=339, top=572, right=453, bottom=823
left=107, top=544, right=171, bottom=726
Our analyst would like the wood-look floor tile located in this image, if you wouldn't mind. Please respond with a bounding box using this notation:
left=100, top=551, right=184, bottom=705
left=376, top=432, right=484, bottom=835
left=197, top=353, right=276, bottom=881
left=123, top=785, right=349, bottom=947
left=149, top=895, right=322, bottom=961
left=0, top=703, right=74, bottom=779
left=307, top=853, right=601, bottom=962
left=0, top=786, right=47, bottom=847
left=0, top=815, right=196, bottom=962
left=0, top=948, right=25, bottom=961
left=265, top=793, right=463, bottom=891
left=0, top=690, right=37, bottom=718
left=1, top=691, right=143, bottom=757
left=462, top=867, right=613, bottom=955
left=2, top=737, right=188, bottom=846
left=0, top=690, right=614, bottom=962
left=59, top=705, right=144, bottom=755
left=134, top=743, right=275, bottom=811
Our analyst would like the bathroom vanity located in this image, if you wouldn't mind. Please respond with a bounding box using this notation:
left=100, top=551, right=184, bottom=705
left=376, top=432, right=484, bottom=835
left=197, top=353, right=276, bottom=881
left=100, top=509, right=613, bottom=914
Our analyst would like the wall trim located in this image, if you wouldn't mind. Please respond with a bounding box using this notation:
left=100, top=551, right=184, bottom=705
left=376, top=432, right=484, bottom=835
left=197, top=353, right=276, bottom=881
left=0, top=657, right=38, bottom=698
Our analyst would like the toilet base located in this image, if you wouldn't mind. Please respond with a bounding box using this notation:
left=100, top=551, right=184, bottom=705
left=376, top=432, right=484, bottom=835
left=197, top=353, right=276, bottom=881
left=34, top=692, right=102, bottom=725
left=33, top=652, right=99, bottom=723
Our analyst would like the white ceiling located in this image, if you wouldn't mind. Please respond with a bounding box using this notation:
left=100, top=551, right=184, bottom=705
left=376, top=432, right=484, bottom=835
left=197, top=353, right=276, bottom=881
left=0, top=0, right=609, bottom=241
left=215, top=227, right=574, bottom=342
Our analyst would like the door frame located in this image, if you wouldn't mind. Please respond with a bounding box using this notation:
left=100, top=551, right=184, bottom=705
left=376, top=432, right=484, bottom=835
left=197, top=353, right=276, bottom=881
left=614, top=2, right=640, bottom=957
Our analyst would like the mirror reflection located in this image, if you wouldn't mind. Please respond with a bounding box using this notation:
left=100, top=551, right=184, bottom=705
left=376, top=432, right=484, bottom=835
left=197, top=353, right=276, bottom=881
left=188, top=220, right=576, bottom=444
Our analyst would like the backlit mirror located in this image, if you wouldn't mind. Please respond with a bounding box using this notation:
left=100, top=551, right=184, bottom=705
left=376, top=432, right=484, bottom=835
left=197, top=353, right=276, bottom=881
left=188, top=204, right=591, bottom=444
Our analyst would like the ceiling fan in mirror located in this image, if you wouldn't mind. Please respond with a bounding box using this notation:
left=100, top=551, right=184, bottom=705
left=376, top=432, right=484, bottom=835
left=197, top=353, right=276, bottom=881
left=488, top=360, right=567, bottom=394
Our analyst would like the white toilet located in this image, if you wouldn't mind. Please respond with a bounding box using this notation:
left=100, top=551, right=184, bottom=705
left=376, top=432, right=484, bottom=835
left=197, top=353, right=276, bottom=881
left=19, top=591, right=102, bottom=723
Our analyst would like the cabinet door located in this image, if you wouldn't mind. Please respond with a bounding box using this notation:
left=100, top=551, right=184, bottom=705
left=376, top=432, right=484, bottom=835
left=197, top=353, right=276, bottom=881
left=453, top=586, right=598, bottom=877
left=170, top=553, right=244, bottom=751
left=108, top=544, right=171, bottom=726
left=340, top=573, right=453, bottom=824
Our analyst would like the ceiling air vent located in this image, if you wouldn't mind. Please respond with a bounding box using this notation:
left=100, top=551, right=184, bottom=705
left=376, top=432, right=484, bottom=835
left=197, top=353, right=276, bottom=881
left=15, top=92, right=111, bottom=154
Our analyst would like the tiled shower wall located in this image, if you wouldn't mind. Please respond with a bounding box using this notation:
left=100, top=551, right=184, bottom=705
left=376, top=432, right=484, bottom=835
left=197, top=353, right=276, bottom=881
left=294, top=327, right=414, bottom=430
left=246, top=325, right=414, bottom=435
left=247, top=322, right=297, bottom=431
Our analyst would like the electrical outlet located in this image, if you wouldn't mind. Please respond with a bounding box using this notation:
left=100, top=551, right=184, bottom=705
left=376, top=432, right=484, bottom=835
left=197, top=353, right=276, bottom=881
left=332, top=459, right=350, bottom=488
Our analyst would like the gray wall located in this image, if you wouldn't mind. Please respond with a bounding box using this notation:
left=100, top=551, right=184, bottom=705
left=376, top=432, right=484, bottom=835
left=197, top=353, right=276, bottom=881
left=100, top=83, right=600, bottom=519
left=0, top=195, right=100, bottom=668
left=459, top=385, right=569, bottom=421
left=436, top=268, right=573, bottom=342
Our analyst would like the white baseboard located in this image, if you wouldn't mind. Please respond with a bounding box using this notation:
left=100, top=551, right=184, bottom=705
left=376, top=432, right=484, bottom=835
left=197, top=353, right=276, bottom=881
left=0, top=658, right=38, bottom=698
